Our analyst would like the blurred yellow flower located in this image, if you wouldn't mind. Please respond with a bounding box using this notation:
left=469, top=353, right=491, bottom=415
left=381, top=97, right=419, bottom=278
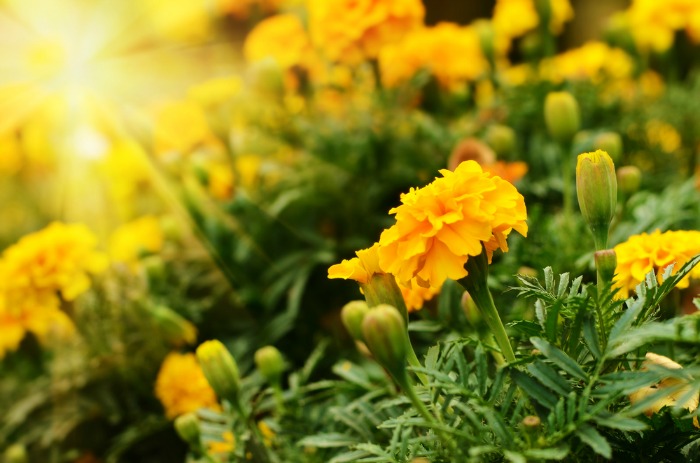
left=140, top=0, right=213, bottom=43
left=188, top=76, right=242, bottom=109
left=646, top=120, right=681, bottom=154
left=307, top=0, right=424, bottom=64
left=379, top=23, right=488, bottom=89
left=621, top=0, right=700, bottom=52
left=613, top=229, right=700, bottom=299
left=539, top=42, right=633, bottom=84
left=493, top=0, right=573, bottom=53
left=152, top=100, right=216, bottom=159
left=629, top=352, right=699, bottom=428
left=109, top=216, right=164, bottom=269
left=207, top=162, right=235, bottom=201
left=244, top=14, right=316, bottom=71
left=155, top=352, right=220, bottom=419
left=378, top=160, right=528, bottom=288
left=207, top=430, right=236, bottom=455
left=482, top=161, right=528, bottom=185
left=0, top=133, right=22, bottom=175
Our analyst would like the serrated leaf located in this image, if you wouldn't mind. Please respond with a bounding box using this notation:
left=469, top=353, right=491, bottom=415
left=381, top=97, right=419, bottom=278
left=530, top=337, right=588, bottom=381
left=544, top=267, right=555, bottom=292
left=576, top=424, right=611, bottom=458
left=557, top=273, right=570, bottom=298
left=424, top=345, right=440, bottom=370
left=511, top=370, right=557, bottom=408
left=592, top=414, right=647, bottom=431
left=509, top=320, right=544, bottom=337
left=582, top=315, right=602, bottom=360
left=569, top=276, right=583, bottom=297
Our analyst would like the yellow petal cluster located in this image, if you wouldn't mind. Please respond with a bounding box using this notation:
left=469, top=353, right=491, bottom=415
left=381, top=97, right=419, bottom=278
left=629, top=352, right=699, bottom=428
left=620, top=0, right=700, bottom=52
left=109, top=216, right=164, bottom=270
left=244, top=14, right=317, bottom=71
left=154, top=352, right=220, bottom=419
left=400, top=284, right=440, bottom=313
left=493, top=0, right=573, bottom=53
left=306, top=0, right=424, bottom=64
left=539, top=42, right=633, bottom=84
left=328, top=243, right=383, bottom=285
left=613, top=229, right=700, bottom=299
left=152, top=100, right=218, bottom=159
left=378, top=160, right=527, bottom=288
left=379, top=23, right=487, bottom=89
left=0, top=222, right=107, bottom=357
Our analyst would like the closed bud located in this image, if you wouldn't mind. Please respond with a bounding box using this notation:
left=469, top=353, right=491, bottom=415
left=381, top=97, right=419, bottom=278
left=576, top=150, right=617, bottom=250
left=362, top=304, right=408, bottom=381
left=617, top=165, right=642, bottom=194
left=174, top=412, right=201, bottom=449
left=544, top=92, right=581, bottom=143
left=594, top=249, right=617, bottom=286
left=3, top=445, right=28, bottom=463
left=594, top=132, right=623, bottom=163
left=341, top=300, right=370, bottom=341
left=254, top=346, right=285, bottom=385
left=521, top=415, right=541, bottom=430
left=485, top=124, right=516, bottom=157
left=461, top=291, right=481, bottom=326
left=196, top=340, right=241, bottom=402
left=149, top=304, right=197, bottom=346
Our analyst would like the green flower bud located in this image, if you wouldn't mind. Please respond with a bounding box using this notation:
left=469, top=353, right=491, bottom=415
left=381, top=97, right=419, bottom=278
left=473, top=19, right=495, bottom=63
left=174, top=412, right=201, bottom=449
left=594, top=249, right=617, bottom=286
left=254, top=346, right=285, bottom=385
left=461, top=291, right=481, bottom=327
left=485, top=124, right=516, bottom=157
left=576, top=150, right=617, bottom=250
left=362, top=304, right=408, bottom=381
left=544, top=91, right=581, bottom=143
left=594, top=132, right=623, bottom=163
left=340, top=300, right=370, bottom=341
left=149, top=304, right=197, bottom=346
left=3, top=444, right=28, bottom=463
left=196, top=340, right=241, bottom=402
left=617, top=165, right=642, bottom=194
left=521, top=415, right=541, bottom=430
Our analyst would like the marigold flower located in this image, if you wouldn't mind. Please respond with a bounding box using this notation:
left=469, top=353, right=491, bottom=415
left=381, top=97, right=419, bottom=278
left=328, top=243, right=383, bottom=285
left=378, top=160, right=527, bottom=288
left=400, top=284, right=440, bottom=313
left=493, top=0, right=573, bottom=53
left=629, top=352, right=699, bottom=428
left=155, top=352, right=220, bottom=419
left=379, top=23, right=488, bottom=89
left=244, top=14, right=316, bottom=71
left=613, top=229, right=700, bottom=298
left=307, top=0, right=424, bottom=64
left=539, top=42, right=633, bottom=84
left=109, top=216, right=164, bottom=269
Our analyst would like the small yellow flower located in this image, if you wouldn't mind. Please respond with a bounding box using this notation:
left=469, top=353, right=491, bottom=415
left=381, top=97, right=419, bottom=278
left=155, top=352, right=220, bottom=419
left=244, top=14, right=316, bottom=71
left=207, top=430, right=236, bottom=455
left=629, top=352, right=699, bottom=428
left=152, top=100, right=217, bottom=159
left=328, top=243, right=383, bottom=285
left=109, top=216, right=164, bottom=269
left=613, top=229, right=700, bottom=298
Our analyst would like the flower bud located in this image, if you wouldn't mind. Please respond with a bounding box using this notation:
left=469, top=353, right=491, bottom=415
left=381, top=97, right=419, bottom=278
left=594, top=132, right=623, bottom=163
left=149, top=303, right=197, bottom=346
left=594, top=249, right=617, bottom=286
left=485, top=124, right=516, bottom=158
left=617, top=165, right=641, bottom=194
left=196, top=340, right=241, bottom=402
left=254, top=346, right=285, bottom=385
left=544, top=92, right=581, bottom=143
left=461, top=291, right=481, bottom=327
left=576, top=150, right=617, bottom=250
left=174, top=412, right=201, bottom=449
left=521, top=415, right=541, bottom=430
left=473, top=19, right=495, bottom=63
left=362, top=304, right=408, bottom=381
left=340, top=300, right=370, bottom=341
left=3, top=445, right=28, bottom=463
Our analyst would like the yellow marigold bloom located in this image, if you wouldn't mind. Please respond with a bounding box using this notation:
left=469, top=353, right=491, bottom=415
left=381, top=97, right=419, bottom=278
left=244, top=14, right=316, bottom=71
left=207, top=430, right=236, bottom=455
left=378, top=160, right=528, bottom=288
left=109, top=216, right=164, bottom=269
left=619, top=0, right=700, bottom=52
left=258, top=421, right=276, bottom=447
left=493, top=0, right=573, bottom=53
left=379, top=23, right=488, bottom=89
left=646, top=120, right=681, bottom=154
left=0, top=222, right=108, bottom=305
left=155, top=352, right=220, bottom=419
left=400, top=284, right=440, bottom=313
left=539, top=42, right=633, bottom=84
left=629, top=352, right=699, bottom=428
left=613, top=229, right=700, bottom=299
left=306, top=0, right=425, bottom=64
left=328, top=243, right=383, bottom=285
left=152, top=100, right=216, bottom=159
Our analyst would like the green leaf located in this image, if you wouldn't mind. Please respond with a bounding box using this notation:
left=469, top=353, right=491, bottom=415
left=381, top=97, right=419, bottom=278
left=592, top=414, right=648, bottom=431
left=504, top=450, right=526, bottom=463
left=576, top=424, right=611, bottom=458
left=523, top=446, right=570, bottom=460
left=582, top=314, right=602, bottom=360
left=527, top=361, right=571, bottom=396
left=298, top=433, right=360, bottom=448
left=509, top=320, right=544, bottom=337
left=511, top=370, right=557, bottom=408
left=530, top=337, right=588, bottom=381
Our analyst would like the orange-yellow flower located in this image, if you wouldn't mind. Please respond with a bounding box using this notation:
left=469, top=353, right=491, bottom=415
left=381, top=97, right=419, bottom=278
left=400, top=284, right=440, bottom=313
left=378, top=160, right=527, bottom=288
left=244, top=14, right=316, bottom=71
left=613, top=229, right=700, bottom=299
left=109, top=216, right=164, bottom=270
left=306, top=0, right=424, bottom=64
left=379, top=23, right=488, bottom=89
left=155, top=352, right=220, bottom=419
left=328, top=243, right=383, bottom=285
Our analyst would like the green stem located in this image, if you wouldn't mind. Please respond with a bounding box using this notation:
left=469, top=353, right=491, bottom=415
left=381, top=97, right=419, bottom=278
left=459, top=250, right=516, bottom=363
left=560, top=140, right=574, bottom=222
left=406, top=344, right=429, bottom=386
